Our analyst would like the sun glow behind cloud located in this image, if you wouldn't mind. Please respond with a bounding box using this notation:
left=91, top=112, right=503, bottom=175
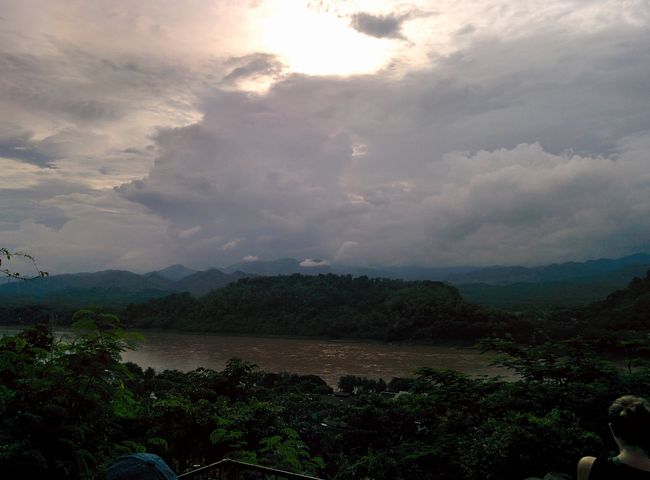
left=254, top=1, right=396, bottom=76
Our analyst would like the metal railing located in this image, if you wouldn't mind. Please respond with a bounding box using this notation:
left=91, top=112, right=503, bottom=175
left=178, top=458, right=323, bottom=480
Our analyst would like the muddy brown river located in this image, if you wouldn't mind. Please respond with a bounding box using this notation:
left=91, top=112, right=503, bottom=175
left=1, top=327, right=510, bottom=387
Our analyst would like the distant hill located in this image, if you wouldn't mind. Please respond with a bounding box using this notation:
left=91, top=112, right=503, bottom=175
left=223, top=258, right=470, bottom=279
left=454, top=257, right=650, bottom=312
left=123, top=274, right=525, bottom=342
left=458, top=282, right=621, bottom=312
left=1, top=253, right=648, bottom=313
left=575, top=269, right=650, bottom=330
left=446, top=253, right=650, bottom=285
left=223, top=254, right=650, bottom=285
left=0, top=270, right=171, bottom=294
left=148, top=264, right=197, bottom=281
left=0, top=268, right=253, bottom=309
left=0, top=270, right=175, bottom=310
left=221, top=255, right=650, bottom=312
left=172, top=269, right=253, bottom=296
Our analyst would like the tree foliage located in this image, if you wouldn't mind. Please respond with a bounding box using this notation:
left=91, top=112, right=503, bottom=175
left=3, top=315, right=650, bottom=479
left=124, top=274, right=528, bottom=342
left=0, top=248, right=48, bottom=280
left=4, top=267, right=650, bottom=479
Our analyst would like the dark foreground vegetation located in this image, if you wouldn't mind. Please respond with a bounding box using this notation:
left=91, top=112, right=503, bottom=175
left=3, top=309, right=650, bottom=480
left=2, top=272, right=650, bottom=479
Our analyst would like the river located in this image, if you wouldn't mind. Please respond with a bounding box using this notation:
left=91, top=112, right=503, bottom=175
left=1, top=327, right=510, bottom=387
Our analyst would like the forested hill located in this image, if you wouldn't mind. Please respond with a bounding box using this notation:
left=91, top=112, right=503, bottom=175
left=561, top=269, right=650, bottom=331
left=123, top=274, right=523, bottom=342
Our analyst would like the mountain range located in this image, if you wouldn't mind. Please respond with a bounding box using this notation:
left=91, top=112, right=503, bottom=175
left=0, top=267, right=251, bottom=308
left=222, top=254, right=650, bottom=284
left=1, top=253, right=649, bottom=311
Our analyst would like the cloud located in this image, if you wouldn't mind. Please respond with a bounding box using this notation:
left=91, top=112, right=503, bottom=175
left=242, top=255, right=259, bottom=262
left=221, top=53, right=284, bottom=87
left=0, top=131, right=57, bottom=167
left=350, top=12, right=409, bottom=40
left=30, top=206, right=71, bottom=231
left=0, top=177, right=87, bottom=232
left=417, top=140, right=650, bottom=264
left=0, top=189, right=169, bottom=273
left=299, top=258, right=330, bottom=267
left=117, top=87, right=354, bottom=265
left=221, top=238, right=242, bottom=250
left=117, top=17, right=650, bottom=267
left=335, top=241, right=360, bottom=261
left=3, top=0, right=650, bottom=272
left=178, top=226, right=202, bottom=239
left=456, top=24, right=476, bottom=36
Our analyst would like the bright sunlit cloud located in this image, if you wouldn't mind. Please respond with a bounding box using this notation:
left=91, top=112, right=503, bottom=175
left=254, top=2, right=397, bottom=76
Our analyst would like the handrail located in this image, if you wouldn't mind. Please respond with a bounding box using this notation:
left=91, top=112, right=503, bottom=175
left=178, top=458, right=323, bottom=480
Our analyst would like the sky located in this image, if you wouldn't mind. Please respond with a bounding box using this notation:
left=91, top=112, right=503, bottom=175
left=1, top=0, right=650, bottom=274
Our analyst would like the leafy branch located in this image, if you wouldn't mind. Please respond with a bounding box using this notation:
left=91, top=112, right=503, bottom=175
left=0, top=248, right=49, bottom=280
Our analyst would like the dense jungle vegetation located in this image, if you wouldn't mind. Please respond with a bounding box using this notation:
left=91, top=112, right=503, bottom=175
left=3, top=310, right=650, bottom=480
left=121, top=272, right=650, bottom=343
left=3, top=269, right=650, bottom=479
left=4, top=270, right=650, bottom=345
left=122, top=275, right=522, bottom=342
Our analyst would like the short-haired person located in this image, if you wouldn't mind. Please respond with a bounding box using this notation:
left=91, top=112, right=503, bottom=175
left=578, top=395, right=650, bottom=479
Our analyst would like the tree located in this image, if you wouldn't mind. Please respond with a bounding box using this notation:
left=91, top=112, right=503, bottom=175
left=0, top=311, right=139, bottom=479
left=0, top=248, right=48, bottom=280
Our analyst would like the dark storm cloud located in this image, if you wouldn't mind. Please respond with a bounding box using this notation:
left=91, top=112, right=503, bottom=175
left=221, top=53, right=283, bottom=85
left=0, top=133, right=56, bottom=167
left=350, top=12, right=409, bottom=39
left=118, top=90, right=353, bottom=263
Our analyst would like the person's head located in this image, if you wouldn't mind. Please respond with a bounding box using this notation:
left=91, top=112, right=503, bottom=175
left=608, top=395, right=650, bottom=453
left=105, top=453, right=177, bottom=480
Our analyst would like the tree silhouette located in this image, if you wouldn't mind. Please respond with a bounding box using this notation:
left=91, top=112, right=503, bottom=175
left=0, top=248, right=48, bottom=280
